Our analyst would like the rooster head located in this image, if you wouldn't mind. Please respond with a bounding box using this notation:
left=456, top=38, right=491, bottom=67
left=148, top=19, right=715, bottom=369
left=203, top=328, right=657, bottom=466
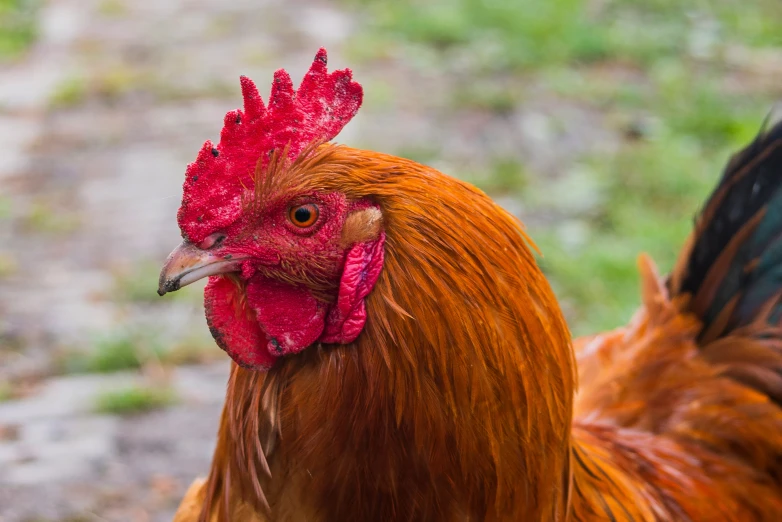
left=158, top=49, right=385, bottom=371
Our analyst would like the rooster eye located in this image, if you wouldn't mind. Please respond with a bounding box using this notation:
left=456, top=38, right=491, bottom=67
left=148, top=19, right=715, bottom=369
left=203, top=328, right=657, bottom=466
left=288, top=203, right=319, bottom=228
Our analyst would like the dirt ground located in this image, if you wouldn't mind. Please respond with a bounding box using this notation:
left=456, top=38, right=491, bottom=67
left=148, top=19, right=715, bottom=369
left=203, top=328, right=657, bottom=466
left=0, top=1, right=620, bottom=520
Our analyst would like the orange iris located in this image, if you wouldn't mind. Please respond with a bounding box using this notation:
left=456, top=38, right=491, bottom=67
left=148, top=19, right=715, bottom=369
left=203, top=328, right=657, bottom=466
left=289, top=203, right=319, bottom=228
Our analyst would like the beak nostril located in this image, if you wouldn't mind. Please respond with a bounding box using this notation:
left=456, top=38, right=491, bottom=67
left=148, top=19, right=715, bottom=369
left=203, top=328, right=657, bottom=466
left=159, top=240, right=245, bottom=296
left=198, top=233, right=227, bottom=250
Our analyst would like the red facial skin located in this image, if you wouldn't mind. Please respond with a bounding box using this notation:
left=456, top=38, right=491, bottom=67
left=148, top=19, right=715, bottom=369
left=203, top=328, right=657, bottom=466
left=197, top=191, right=385, bottom=370
left=171, top=49, right=381, bottom=370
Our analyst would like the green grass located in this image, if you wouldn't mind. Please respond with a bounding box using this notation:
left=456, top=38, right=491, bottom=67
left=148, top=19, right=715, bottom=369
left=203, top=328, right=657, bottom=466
left=97, top=0, right=128, bottom=17
left=49, top=76, right=89, bottom=109
left=60, top=329, right=164, bottom=374
left=348, top=0, right=782, bottom=71
left=112, top=261, right=169, bottom=303
left=0, top=253, right=17, bottom=279
left=466, top=156, right=529, bottom=195
left=49, top=65, right=233, bottom=108
left=348, top=0, right=607, bottom=70
left=532, top=132, right=740, bottom=334
left=21, top=202, right=81, bottom=234
left=0, top=0, right=38, bottom=60
left=450, top=80, right=523, bottom=114
left=59, top=327, right=220, bottom=375
left=163, top=334, right=223, bottom=365
left=394, top=145, right=441, bottom=166
left=95, top=386, right=176, bottom=415
left=346, top=0, right=782, bottom=336
left=113, top=260, right=203, bottom=303
left=0, top=381, right=13, bottom=402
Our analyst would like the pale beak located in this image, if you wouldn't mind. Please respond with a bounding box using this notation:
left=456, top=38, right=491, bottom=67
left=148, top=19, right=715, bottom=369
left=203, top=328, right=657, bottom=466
left=157, top=241, right=243, bottom=296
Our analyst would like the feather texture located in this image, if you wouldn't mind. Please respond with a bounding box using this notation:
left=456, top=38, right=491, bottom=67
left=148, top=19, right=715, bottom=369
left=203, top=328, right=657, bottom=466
left=178, top=120, right=782, bottom=521
left=191, top=146, right=575, bottom=521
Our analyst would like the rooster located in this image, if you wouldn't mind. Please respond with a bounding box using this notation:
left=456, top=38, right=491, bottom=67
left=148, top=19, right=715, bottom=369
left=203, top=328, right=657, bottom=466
left=158, top=49, right=782, bottom=521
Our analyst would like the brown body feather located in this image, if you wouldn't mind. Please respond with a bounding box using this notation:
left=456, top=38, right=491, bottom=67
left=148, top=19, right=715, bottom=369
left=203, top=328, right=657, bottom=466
left=176, top=126, right=782, bottom=521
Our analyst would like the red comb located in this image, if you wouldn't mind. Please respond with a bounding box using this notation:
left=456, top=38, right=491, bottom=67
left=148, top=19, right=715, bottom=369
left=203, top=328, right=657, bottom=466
left=177, top=48, right=363, bottom=243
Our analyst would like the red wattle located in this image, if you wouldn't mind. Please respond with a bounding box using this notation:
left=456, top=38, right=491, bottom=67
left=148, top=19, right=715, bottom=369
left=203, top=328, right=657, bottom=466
left=204, top=276, right=275, bottom=370
left=247, top=276, right=327, bottom=357
left=203, top=233, right=386, bottom=370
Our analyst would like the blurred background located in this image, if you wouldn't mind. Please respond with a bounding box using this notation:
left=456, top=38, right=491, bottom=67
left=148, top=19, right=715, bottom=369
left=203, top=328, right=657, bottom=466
left=0, top=0, right=781, bottom=519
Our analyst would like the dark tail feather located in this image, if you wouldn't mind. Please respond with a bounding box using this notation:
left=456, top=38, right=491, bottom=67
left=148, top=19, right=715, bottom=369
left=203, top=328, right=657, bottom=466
left=669, top=110, right=782, bottom=342
left=667, top=110, right=782, bottom=402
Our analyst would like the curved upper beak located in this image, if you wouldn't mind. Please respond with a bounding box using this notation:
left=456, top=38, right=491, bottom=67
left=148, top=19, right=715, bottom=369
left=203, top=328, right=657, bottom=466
left=157, top=241, right=243, bottom=296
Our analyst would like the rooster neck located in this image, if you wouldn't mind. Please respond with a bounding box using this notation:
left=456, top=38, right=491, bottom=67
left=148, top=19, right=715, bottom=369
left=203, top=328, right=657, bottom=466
left=205, top=149, right=579, bottom=520
left=267, top=220, right=574, bottom=519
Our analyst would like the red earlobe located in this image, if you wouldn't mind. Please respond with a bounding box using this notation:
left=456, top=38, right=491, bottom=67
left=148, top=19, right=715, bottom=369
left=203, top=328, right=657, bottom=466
left=203, top=232, right=386, bottom=370
left=320, top=232, right=386, bottom=344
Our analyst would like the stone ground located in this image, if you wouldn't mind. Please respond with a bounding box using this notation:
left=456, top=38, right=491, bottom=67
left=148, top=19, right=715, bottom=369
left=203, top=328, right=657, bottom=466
left=0, top=1, right=616, bottom=520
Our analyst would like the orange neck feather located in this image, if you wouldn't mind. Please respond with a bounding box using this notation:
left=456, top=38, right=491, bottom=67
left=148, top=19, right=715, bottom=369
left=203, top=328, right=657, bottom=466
left=203, top=147, right=578, bottom=521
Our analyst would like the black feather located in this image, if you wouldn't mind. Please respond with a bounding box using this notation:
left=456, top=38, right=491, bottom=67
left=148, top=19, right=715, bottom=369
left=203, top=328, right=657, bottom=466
left=674, top=111, right=782, bottom=336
